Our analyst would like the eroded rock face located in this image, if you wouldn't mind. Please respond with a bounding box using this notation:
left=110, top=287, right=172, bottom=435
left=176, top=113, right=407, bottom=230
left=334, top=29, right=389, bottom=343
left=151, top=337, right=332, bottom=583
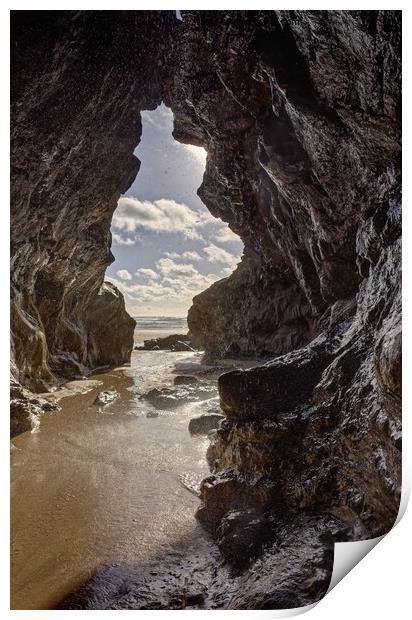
left=188, top=252, right=317, bottom=357
left=164, top=9, right=401, bottom=601
left=166, top=11, right=401, bottom=361
left=85, top=282, right=135, bottom=369
left=10, top=11, right=174, bottom=433
left=188, top=413, right=225, bottom=435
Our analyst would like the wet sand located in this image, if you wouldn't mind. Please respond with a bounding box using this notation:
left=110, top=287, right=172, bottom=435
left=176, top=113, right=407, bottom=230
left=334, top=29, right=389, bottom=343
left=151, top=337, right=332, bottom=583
left=11, top=349, right=213, bottom=610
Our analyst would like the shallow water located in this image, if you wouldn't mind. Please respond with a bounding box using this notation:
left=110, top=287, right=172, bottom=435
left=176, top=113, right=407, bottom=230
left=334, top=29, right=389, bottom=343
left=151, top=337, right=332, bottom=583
left=11, top=350, right=215, bottom=610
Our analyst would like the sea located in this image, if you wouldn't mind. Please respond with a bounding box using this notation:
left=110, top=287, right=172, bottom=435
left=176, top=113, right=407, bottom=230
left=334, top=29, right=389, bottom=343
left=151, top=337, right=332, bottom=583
left=134, top=316, right=188, bottom=332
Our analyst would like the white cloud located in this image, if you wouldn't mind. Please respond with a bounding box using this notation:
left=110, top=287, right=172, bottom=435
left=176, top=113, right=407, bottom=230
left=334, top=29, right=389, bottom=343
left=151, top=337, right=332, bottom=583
left=196, top=210, right=218, bottom=227
left=164, top=250, right=202, bottom=262
left=112, top=233, right=135, bottom=246
left=156, top=258, right=198, bottom=277
left=182, top=251, right=202, bottom=261
left=214, top=226, right=240, bottom=244
left=108, top=274, right=213, bottom=307
left=135, top=268, right=160, bottom=280
left=107, top=255, right=223, bottom=311
left=141, top=105, right=173, bottom=129
left=203, top=244, right=239, bottom=269
left=112, top=196, right=203, bottom=239
left=116, top=269, right=132, bottom=281
left=221, top=267, right=234, bottom=276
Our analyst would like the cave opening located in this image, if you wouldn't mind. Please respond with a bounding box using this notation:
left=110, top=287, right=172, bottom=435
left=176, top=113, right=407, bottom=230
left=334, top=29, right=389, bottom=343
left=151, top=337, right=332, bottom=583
left=10, top=9, right=402, bottom=611
left=106, top=103, right=243, bottom=341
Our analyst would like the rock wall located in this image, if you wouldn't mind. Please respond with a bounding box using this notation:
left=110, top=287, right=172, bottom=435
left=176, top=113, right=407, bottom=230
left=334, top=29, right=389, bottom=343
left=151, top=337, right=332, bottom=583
left=10, top=11, right=174, bottom=434
left=188, top=250, right=317, bottom=358
left=167, top=11, right=401, bottom=359
left=164, top=9, right=401, bottom=603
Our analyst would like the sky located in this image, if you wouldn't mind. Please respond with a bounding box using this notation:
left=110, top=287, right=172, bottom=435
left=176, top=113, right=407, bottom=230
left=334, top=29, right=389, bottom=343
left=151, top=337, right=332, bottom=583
left=106, top=104, right=244, bottom=317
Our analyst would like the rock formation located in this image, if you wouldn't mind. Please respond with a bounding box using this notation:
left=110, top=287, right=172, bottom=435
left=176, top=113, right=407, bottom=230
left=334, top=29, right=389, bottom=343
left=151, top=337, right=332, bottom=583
left=11, top=11, right=174, bottom=434
left=164, top=11, right=401, bottom=604
left=136, top=333, right=194, bottom=351
left=11, top=9, right=401, bottom=610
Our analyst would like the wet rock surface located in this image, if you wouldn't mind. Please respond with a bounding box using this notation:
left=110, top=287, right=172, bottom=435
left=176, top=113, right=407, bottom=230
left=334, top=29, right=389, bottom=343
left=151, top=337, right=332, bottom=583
left=188, top=413, right=225, bottom=435
left=57, top=514, right=347, bottom=610
left=136, top=333, right=195, bottom=352
left=139, top=383, right=216, bottom=410
left=164, top=9, right=401, bottom=607
left=10, top=380, right=60, bottom=437
left=10, top=10, right=172, bottom=426
left=93, top=389, right=119, bottom=407
left=173, top=375, right=199, bottom=385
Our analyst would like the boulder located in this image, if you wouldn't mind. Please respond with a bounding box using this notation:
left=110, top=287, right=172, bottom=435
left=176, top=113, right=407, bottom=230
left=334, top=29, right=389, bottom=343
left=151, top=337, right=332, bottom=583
left=93, top=389, right=119, bottom=407
left=188, top=413, right=225, bottom=435
left=173, top=375, right=199, bottom=385
left=137, top=334, right=194, bottom=351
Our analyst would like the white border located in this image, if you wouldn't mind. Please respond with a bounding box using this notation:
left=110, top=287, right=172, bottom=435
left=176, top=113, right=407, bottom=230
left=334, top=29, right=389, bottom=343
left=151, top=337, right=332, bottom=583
left=2, top=3, right=409, bottom=618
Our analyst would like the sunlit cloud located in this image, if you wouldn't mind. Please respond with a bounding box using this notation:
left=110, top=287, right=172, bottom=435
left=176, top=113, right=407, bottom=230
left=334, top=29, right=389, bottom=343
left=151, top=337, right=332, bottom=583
left=182, top=143, right=207, bottom=165
left=106, top=104, right=244, bottom=316
left=135, top=268, right=160, bottom=281
left=214, top=226, right=240, bottom=244
left=164, top=250, right=202, bottom=261
left=112, top=196, right=204, bottom=240
left=156, top=258, right=199, bottom=277
left=112, top=233, right=135, bottom=246
left=116, top=269, right=132, bottom=281
left=107, top=257, right=222, bottom=310
left=203, top=244, right=239, bottom=269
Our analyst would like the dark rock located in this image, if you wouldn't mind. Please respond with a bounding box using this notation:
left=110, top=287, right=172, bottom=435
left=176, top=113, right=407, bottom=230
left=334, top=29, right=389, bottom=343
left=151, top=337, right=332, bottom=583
left=196, top=470, right=281, bottom=532
left=218, top=336, right=332, bottom=421
left=140, top=384, right=216, bottom=409
left=188, top=256, right=317, bottom=358
left=139, top=334, right=194, bottom=352
left=227, top=515, right=351, bottom=609
left=216, top=509, right=275, bottom=571
left=85, top=283, right=135, bottom=368
left=10, top=10, right=171, bottom=425
left=188, top=413, right=225, bottom=435
left=173, top=375, right=199, bottom=385
left=93, top=389, right=119, bottom=407
left=10, top=380, right=59, bottom=437
left=170, top=9, right=401, bottom=557
left=184, top=592, right=205, bottom=607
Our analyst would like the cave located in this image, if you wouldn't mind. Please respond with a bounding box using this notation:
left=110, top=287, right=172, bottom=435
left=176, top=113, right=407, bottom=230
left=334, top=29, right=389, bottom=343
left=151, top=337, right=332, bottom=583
left=10, top=10, right=401, bottom=611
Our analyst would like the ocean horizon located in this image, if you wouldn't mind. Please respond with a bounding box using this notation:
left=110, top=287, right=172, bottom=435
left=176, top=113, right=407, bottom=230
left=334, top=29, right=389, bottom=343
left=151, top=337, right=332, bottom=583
left=134, top=316, right=188, bottom=332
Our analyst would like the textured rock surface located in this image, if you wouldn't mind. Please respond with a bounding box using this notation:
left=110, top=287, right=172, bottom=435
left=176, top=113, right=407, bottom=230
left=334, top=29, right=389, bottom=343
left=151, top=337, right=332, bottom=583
left=167, top=11, right=401, bottom=362
left=10, top=11, right=173, bottom=433
left=188, top=252, right=317, bottom=357
left=188, top=413, right=225, bottom=435
left=165, top=8, right=401, bottom=606
left=136, top=333, right=194, bottom=351
left=11, top=9, right=401, bottom=610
